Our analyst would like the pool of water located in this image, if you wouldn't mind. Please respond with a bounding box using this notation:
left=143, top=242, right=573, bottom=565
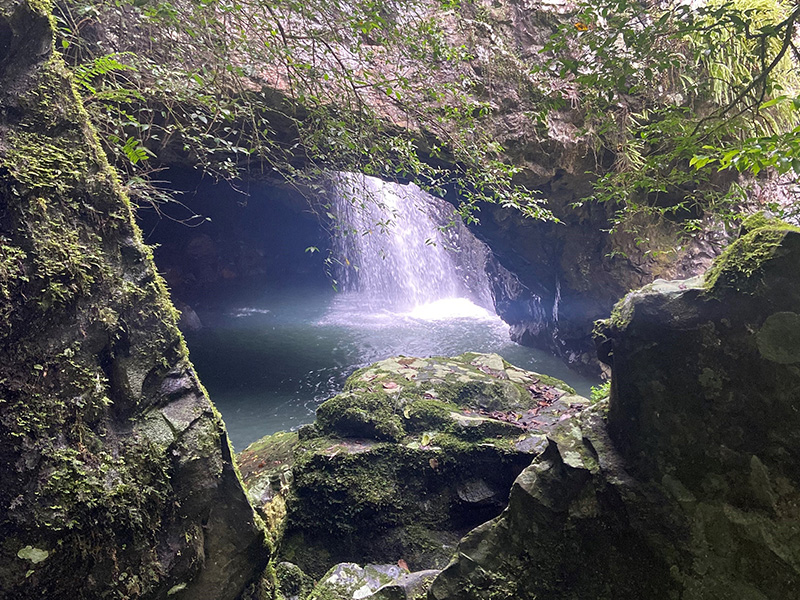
left=185, top=287, right=600, bottom=451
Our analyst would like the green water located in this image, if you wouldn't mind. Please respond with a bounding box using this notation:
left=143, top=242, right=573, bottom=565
left=185, top=287, right=599, bottom=451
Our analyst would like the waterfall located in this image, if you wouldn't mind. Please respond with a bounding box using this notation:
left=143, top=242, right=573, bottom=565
left=329, top=173, right=496, bottom=317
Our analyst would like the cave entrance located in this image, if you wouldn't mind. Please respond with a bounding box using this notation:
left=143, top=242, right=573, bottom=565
left=141, top=170, right=598, bottom=450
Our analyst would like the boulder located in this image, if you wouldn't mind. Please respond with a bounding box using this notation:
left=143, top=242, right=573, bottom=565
left=429, top=406, right=674, bottom=600
left=306, top=563, right=406, bottom=600
left=368, top=569, right=440, bottom=600
left=429, top=222, right=800, bottom=599
left=238, top=353, right=590, bottom=579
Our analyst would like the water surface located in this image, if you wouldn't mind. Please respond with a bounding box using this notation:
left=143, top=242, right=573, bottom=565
left=186, top=288, right=599, bottom=451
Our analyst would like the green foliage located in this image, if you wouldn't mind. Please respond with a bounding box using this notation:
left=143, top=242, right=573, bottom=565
left=590, top=381, right=610, bottom=403
left=691, top=0, right=800, bottom=122
left=55, top=0, right=549, bottom=222
left=72, top=52, right=137, bottom=94
left=52, top=0, right=800, bottom=233
left=538, top=0, right=800, bottom=234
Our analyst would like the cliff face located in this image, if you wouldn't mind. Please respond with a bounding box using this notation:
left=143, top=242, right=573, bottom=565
left=0, top=2, right=267, bottom=598
left=429, top=221, right=800, bottom=599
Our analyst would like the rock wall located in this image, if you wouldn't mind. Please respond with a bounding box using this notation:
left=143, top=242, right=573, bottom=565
left=0, top=2, right=267, bottom=598
left=476, top=187, right=729, bottom=377
left=429, top=220, right=800, bottom=599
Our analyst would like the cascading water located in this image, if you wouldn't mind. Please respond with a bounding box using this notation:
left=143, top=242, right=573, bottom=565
left=328, top=172, right=496, bottom=317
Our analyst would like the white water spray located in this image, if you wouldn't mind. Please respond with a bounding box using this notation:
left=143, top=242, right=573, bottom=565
left=329, top=173, right=496, bottom=318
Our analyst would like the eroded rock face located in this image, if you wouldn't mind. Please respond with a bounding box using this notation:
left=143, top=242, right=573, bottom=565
left=0, top=2, right=266, bottom=598
left=429, top=407, right=674, bottom=600
left=237, top=353, right=590, bottom=580
left=447, top=0, right=729, bottom=377
left=429, top=223, right=800, bottom=599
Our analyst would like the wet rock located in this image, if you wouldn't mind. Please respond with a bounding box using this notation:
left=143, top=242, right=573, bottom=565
left=175, top=301, right=203, bottom=332
left=304, top=562, right=439, bottom=600
left=368, top=569, right=440, bottom=600
left=308, top=563, right=406, bottom=600
left=456, top=478, right=496, bottom=504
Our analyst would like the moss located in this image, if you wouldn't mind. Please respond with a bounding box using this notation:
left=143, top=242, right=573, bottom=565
left=275, top=561, right=312, bottom=600
left=248, top=353, right=582, bottom=578
left=432, top=431, right=516, bottom=453
left=5, top=132, right=91, bottom=194
left=608, top=295, right=635, bottom=330
left=704, top=227, right=800, bottom=295
left=403, top=398, right=457, bottom=432
left=240, top=561, right=281, bottom=600
left=241, top=430, right=299, bottom=460
left=316, top=391, right=406, bottom=441
left=739, top=212, right=793, bottom=234
left=441, top=379, right=524, bottom=410
left=0, top=2, right=265, bottom=595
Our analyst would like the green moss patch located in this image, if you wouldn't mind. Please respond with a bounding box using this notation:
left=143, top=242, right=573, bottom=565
left=317, top=391, right=406, bottom=441
left=238, top=353, right=590, bottom=579
left=704, top=227, right=800, bottom=295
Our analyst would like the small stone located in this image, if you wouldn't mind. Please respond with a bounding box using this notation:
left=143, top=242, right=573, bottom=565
left=457, top=478, right=496, bottom=504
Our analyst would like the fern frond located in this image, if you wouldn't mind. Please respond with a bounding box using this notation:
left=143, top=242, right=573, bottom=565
left=73, top=52, right=138, bottom=94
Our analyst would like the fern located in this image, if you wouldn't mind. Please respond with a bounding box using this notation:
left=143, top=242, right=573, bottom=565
left=73, top=52, right=138, bottom=94
left=108, top=135, right=152, bottom=165
left=689, top=0, right=800, bottom=136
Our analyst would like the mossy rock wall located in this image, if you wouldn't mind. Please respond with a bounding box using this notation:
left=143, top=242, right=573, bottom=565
left=429, top=224, right=800, bottom=599
left=0, top=2, right=267, bottom=598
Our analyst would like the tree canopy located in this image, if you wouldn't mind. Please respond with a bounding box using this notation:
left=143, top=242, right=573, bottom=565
left=54, top=0, right=800, bottom=227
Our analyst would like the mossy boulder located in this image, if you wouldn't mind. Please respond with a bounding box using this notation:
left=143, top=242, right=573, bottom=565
left=430, top=221, right=800, bottom=599
left=238, top=353, right=589, bottom=579
left=0, top=2, right=267, bottom=598
left=599, top=223, right=800, bottom=483
left=317, top=352, right=579, bottom=443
